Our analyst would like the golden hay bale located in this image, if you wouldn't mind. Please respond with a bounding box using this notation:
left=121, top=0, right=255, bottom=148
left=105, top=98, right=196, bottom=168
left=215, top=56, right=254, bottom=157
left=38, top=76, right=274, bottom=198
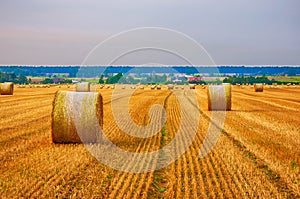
left=151, top=85, right=156, bottom=90
left=207, top=83, right=231, bottom=111
left=254, top=83, right=263, bottom=92
left=105, top=85, right=110, bottom=89
left=111, top=85, right=115, bottom=89
left=76, top=82, right=90, bottom=92
left=99, top=85, right=104, bottom=89
left=121, top=85, right=126, bottom=89
left=189, top=84, right=195, bottom=89
left=52, top=91, right=103, bottom=143
left=0, top=82, right=14, bottom=95
left=181, top=86, right=184, bottom=90
left=139, top=85, right=144, bottom=89
left=156, top=85, right=161, bottom=90
left=167, top=84, right=174, bottom=90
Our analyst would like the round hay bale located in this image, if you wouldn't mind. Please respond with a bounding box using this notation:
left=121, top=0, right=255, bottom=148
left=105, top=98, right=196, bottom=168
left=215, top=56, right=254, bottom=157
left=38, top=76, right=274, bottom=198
left=151, top=85, right=156, bottom=90
left=0, top=82, right=14, bottom=95
left=181, top=86, right=184, bottom=90
left=105, top=85, right=110, bottom=89
left=76, top=82, right=90, bottom=92
left=189, top=84, right=195, bottom=89
left=156, top=85, right=161, bottom=90
left=207, top=83, right=231, bottom=111
left=52, top=91, right=103, bottom=143
left=167, top=84, right=174, bottom=90
left=174, top=86, right=178, bottom=89
left=121, top=85, right=126, bottom=89
left=111, top=85, right=115, bottom=89
left=254, top=83, right=263, bottom=92
left=139, top=85, right=144, bottom=89
left=131, top=85, right=136, bottom=89
left=99, top=85, right=104, bottom=89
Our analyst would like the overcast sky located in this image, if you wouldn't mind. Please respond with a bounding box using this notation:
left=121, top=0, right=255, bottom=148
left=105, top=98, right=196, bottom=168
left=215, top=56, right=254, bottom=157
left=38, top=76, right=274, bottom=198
left=0, top=0, right=299, bottom=65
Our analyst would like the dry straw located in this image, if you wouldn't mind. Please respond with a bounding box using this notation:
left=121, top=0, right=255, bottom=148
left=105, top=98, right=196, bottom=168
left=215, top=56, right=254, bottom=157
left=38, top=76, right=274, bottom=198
left=0, top=82, right=14, bottom=95
left=52, top=91, right=103, bottom=143
left=75, top=82, right=90, bottom=92
left=207, top=83, right=231, bottom=111
left=254, top=83, right=263, bottom=92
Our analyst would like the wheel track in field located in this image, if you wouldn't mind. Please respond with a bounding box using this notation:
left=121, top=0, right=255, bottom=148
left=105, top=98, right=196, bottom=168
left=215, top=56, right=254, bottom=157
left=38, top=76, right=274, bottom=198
left=190, top=90, right=280, bottom=197
left=0, top=93, right=55, bottom=105
left=83, top=90, right=163, bottom=198
left=193, top=89, right=299, bottom=198
left=233, top=91, right=300, bottom=111
left=234, top=88, right=300, bottom=102
left=0, top=99, right=51, bottom=124
left=106, top=91, right=170, bottom=198
left=169, top=91, right=250, bottom=198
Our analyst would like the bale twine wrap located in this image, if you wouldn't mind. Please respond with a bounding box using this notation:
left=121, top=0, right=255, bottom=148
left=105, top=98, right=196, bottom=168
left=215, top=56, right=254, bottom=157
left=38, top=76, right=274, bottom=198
left=52, top=91, right=103, bottom=143
left=254, top=83, right=263, bottom=92
left=207, top=83, right=231, bottom=111
left=0, top=82, right=14, bottom=95
left=75, top=82, right=90, bottom=92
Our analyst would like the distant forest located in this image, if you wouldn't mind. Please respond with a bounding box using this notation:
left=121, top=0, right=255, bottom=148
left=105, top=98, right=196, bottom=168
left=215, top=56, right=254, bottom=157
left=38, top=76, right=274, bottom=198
left=0, top=66, right=299, bottom=78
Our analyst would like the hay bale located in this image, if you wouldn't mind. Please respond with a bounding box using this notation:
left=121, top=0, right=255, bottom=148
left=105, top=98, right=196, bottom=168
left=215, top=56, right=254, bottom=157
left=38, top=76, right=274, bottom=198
left=167, top=84, right=174, bottom=90
left=254, top=83, right=263, bottom=92
left=151, top=85, right=156, bottom=90
left=52, top=91, right=103, bottom=143
left=99, top=85, right=104, bottom=89
left=189, top=84, right=195, bottom=89
left=131, top=85, right=136, bottom=89
left=121, top=85, right=126, bottom=89
left=139, top=85, right=144, bottom=89
left=105, top=85, right=110, bottom=89
left=0, top=82, right=14, bottom=95
left=111, top=85, right=115, bottom=89
left=156, top=85, right=161, bottom=90
left=76, top=82, right=90, bottom=92
left=207, top=83, right=231, bottom=111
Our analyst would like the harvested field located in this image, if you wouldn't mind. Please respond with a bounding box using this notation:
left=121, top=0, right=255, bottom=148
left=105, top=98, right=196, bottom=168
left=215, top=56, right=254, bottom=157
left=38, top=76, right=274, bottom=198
left=0, top=85, right=299, bottom=198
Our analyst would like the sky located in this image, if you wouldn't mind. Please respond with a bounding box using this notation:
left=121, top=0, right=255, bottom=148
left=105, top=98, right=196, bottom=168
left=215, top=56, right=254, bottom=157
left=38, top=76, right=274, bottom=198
left=0, top=0, right=299, bottom=65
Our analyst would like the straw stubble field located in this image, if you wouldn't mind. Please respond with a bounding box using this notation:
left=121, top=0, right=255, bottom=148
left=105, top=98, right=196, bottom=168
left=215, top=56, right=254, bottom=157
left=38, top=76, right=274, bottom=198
left=0, top=85, right=299, bottom=198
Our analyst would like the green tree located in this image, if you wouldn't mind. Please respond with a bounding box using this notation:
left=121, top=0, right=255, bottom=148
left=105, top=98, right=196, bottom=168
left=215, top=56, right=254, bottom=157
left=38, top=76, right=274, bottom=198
left=99, top=74, right=105, bottom=84
left=106, top=73, right=123, bottom=84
